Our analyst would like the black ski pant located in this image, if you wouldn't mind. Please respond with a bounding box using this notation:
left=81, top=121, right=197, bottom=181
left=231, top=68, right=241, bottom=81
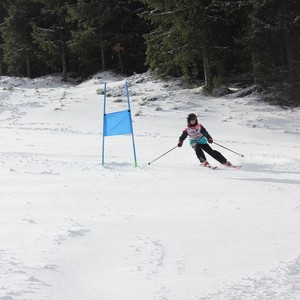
left=192, top=143, right=227, bottom=164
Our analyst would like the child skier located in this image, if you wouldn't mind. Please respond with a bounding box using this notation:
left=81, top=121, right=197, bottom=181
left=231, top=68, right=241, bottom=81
left=177, top=113, right=232, bottom=167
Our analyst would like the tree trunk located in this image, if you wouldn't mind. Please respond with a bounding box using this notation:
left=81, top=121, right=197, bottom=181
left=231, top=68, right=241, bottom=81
left=61, top=39, right=67, bottom=82
left=117, top=53, right=123, bottom=74
left=202, top=33, right=212, bottom=92
left=101, top=43, right=106, bottom=70
left=59, top=12, right=67, bottom=82
left=279, top=2, right=295, bottom=82
left=26, top=54, right=31, bottom=78
left=251, top=52, right=264, bottom=86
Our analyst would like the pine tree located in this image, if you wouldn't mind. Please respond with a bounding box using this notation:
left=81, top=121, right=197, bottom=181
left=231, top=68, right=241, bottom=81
left=0, top=0, right=42, bottom=77
left=68, top=0, right=148, bottom=75
left=140, top=0, right=234, bottom=91
left=206, top=0, right=251, bottom=84
left=277, top=0, right=300, bottom=105
left=246, top=0, right=300, bottom=105
left=67, top=0, right=117, bottom=74
left=140, top=1, right=203, bottom=79
left=0, top=0, right=5, bottom=75
left=31, top=0, right=76, bottom=81
left=109, top=0, right=148, bottom=75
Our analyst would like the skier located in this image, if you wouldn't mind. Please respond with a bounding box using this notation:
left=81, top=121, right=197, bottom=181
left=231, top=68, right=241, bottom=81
left=177, top=113, right=232, bottom=167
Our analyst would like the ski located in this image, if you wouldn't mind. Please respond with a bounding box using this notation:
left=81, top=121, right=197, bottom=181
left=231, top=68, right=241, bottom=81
left=222, top=161, right=242, bottom=170
left=233, top=165, right=242, bottom=169
left=226, top=165, right=242, bottom=170
left=201, top=164, right=217, bottom=170
left=233, top=165, right=242, bottom=170
left=209, top=166, right=218, bottom=170
left=201, top=163, right=241, bottom=170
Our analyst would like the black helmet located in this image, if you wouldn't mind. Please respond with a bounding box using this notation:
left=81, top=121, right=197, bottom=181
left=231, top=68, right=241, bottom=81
left=187, top=113, right=197, bottom=125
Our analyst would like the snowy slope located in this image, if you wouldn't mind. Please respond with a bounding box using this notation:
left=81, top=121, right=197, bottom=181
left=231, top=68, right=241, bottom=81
left=0, top=72, right=300, bottom=300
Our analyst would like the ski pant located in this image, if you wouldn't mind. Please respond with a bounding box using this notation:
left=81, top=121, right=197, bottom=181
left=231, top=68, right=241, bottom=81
left=191, top=143, right=227, bottom=164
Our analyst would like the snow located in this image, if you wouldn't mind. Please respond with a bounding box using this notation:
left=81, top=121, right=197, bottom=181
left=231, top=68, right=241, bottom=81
left=1, top=71, right=300, bottom=300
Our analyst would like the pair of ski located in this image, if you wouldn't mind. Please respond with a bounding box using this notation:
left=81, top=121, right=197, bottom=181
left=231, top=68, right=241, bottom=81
left=202, top=164, right=241, bottom=170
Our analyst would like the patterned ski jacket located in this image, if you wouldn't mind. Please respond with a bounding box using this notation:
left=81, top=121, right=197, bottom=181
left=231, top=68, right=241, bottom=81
left=179, top=123, right=212, bottom=144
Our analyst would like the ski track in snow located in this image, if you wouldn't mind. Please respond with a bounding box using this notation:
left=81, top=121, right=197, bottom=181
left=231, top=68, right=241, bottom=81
left=200, top=256, right=300, bottom=300
left=1, top=72, right=300, bottom=299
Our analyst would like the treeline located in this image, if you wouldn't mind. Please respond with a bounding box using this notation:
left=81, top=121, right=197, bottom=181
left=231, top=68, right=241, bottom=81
left=0, top=0, right=149, bottom=80
left=0, top=0, right=299, bottom=105
left=140, top=0, right=300, bottom=106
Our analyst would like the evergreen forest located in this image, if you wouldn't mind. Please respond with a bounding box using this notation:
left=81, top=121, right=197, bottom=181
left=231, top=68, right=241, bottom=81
left=0, top=0, right=299, bottom=106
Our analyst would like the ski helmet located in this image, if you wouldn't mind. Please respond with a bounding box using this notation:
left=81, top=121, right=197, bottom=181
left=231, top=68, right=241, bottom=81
left=187, top=113, right=197, bottom=124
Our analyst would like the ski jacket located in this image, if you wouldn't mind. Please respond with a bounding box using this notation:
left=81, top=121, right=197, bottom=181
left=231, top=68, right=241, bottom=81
left=179, top=123, right=212, bottom=144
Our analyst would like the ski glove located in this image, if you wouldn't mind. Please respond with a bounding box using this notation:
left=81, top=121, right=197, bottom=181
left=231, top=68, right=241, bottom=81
left=177, top=141, right=183, bottom=147
left=208, top=137, right=213, bottom=144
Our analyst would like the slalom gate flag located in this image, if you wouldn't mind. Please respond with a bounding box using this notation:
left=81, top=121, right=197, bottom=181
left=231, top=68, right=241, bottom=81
left=103, top=110, right=132, bottom=136
left=101, top=81, right=137, bottom=167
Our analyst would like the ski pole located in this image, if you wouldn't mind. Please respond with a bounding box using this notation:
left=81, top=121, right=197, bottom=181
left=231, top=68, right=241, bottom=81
left=148, top=145, right=178, bottom=165
left=213, top=141, right=244, bottom=157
